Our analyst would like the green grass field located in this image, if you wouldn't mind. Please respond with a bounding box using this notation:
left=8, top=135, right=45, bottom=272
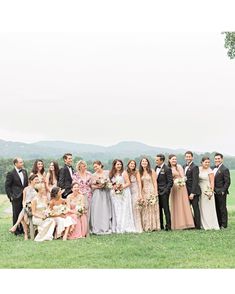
left=0, top=171, right=234, bottom=269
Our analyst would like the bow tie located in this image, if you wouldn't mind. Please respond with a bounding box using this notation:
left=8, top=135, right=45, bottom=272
left=215, top=165, right=220, bottom=169
left=18, top=169, right=23, bottom=173
left=156, top=166, right=162, bottom=169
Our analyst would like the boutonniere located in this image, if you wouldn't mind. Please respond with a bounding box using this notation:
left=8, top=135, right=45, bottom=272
left=160, top=171, right=165, bottom=174
left=218, top=170, right=221, bottom=174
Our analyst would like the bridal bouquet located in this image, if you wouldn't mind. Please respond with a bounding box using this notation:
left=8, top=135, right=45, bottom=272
left=204, top=186, right=213, bottom=200
left=146, top=194, right=158, bottom=206
left=112, top=176, right=124, bottom=197
left=174, top=177, right=187, bottom=187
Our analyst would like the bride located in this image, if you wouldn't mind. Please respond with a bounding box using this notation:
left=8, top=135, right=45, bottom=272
left=109, top=159, right=136, bottom=233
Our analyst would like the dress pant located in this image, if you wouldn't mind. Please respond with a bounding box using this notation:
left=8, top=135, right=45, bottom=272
left=159, top=193, right=171, bottom=230
left=189, top=194, right=201, bottom=229
left=12, top=197, right=23, bottom=234
left=214, top=193, right=228, bottom=228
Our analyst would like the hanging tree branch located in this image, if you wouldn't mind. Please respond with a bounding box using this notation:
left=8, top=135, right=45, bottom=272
left=222, top=32, right=235, bottom=59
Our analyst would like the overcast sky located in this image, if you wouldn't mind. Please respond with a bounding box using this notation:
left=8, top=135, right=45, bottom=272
left=0, top=3, right=235, bottom=155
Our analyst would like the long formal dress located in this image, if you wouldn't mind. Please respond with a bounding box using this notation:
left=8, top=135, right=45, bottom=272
left=170, top=165, right=195, bottom=230
left=52, top=204, right=75, bottom=239
left=32, top=196, right=56, bottom=242
left=67, top=195, right=88, bottom=239
left=111, top=174, right=136, bottom=233
left=141, top=174, right=160, bottom=231
left=90, top=171, right=113, bottom=235
left=129, top=174, right=143, bottom=233
left=199, top=167, right=220, bottom=230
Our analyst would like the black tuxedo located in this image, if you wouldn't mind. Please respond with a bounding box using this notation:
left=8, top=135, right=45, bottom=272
left=213, top=164, right=231, bottom=228
left=183, top=162, right=201, bottom=229
left=58, top=164, right=74, bottom=198
left=5, top=168, right=28, bottom=234
left=156, top=163, right=173, bottom=230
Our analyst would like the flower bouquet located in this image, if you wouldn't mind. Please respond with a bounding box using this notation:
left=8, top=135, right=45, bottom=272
left=76, top=204, right=87, bottom=216
left=146, top=194, right=158, bottom=206
left=136, top=198, right=146, bottom=209
left=96, top=177, right=113, bottom=189
left=174, top=177, right=187, bottom=187
left=45, top=204, right=69, bottom=217
left=112, top=176, right=124, bottom=197
left=204, top=186, right=213, bottom=200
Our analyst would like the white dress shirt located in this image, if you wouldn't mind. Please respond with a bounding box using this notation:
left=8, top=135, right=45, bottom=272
left=213, top=163, right=222, bottom=176
left=67, top=165, right=73, bottom=178
left=156, top=163, right=164, bottom=176
left=15, top=167, right=24, bottom=185
left=184, top=161, right=193, bottom=175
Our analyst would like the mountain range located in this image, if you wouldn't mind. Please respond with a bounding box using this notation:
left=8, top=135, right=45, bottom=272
left=0, top=139, right=189, bottom=160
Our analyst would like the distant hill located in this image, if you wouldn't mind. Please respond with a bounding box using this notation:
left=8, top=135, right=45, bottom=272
left=0, top=139, right=188, bottom=160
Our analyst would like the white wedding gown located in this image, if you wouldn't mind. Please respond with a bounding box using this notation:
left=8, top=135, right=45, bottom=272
left=111, top=174, right=136, bottom=233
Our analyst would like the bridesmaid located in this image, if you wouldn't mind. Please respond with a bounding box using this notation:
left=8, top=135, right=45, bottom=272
left=168, top=154, right=195, bottom=230
left=139, top=158, right=160, bottom=231
left=9, top=174, right=38, bottom=239
left=72, top=160, right=92, bottom=204
left=31, top=183, right=55, bottom=242
left=199, top=157, right=220, bottom=230
left=90, top=161, right=113, bottom=235
left=45, top=161, right=60, bottom=193
left=67, top=182, right=89, bottom=239
left=126, top=160, right=143, bottom=233
left=49, top=187, right=75, bottom=241
left=30, top=159, right=47, bottom=192
left=110, top=159, right=136, bottom=233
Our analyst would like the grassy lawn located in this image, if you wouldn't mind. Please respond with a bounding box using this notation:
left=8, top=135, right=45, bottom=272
left=0, top=171, right=234, bottom=268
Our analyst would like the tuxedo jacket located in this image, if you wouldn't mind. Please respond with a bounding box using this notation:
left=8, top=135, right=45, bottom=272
left=213, top=164, right=230, bottom=195
left=58, top=165, right=74, bottom=197
left=183, top=162, right=201, bottom=196
left=5, top=168, right=28, bottom=201
left=155, top=163, right=173, bottom=196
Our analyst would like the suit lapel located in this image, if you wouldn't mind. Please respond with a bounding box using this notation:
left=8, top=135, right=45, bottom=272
left=13, top=169, right=23, bottom=186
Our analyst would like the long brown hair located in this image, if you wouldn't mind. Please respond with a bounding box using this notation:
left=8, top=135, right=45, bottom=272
left=48, top=161, right=60, bottom=185
left=168, top=154, right=178, bottom=170
left=31, top=159, right=45, bottom=175
left=109, top=159, right=124, bottom=180
left=126, top=160, right=137, bottom=180
left=139, top=157, right=152, bottom=177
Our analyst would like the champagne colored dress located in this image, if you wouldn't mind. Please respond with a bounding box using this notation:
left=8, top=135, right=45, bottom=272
left=129, top=174, right=143, bottom=233
left=32, top=196, right=56, bottom=242
left=141, top=174, right=160, bottom=231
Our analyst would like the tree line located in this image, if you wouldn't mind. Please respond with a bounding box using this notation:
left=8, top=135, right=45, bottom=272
left=0, top=152, right=234, bottom=194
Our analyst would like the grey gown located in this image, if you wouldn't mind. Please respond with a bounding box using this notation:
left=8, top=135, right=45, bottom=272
left=90, top=171, right=113, bottom=235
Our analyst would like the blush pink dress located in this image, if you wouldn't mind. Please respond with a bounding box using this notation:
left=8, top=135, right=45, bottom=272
left=67, top=194, right=88, bottom=239
left=170, top=164, right=195, bottom=230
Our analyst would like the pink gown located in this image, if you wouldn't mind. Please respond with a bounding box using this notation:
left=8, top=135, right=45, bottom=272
left=67, top=195, right=88, bottom=239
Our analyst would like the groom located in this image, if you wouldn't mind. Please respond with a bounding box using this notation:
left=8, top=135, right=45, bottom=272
left=58, top=153, right=75, bottom=198
left=155, top=154, right=173, bottom=231
left=183, top=151, right=201, bottom=229
left=213, top=152, right=231, bottom=229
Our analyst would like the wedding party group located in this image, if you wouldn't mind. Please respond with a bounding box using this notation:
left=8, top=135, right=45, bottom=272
left=5, top=151, right=231, bottom=242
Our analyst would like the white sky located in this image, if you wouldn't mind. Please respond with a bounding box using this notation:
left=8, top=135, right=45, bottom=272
left=0, top=1, right=234, bottom=155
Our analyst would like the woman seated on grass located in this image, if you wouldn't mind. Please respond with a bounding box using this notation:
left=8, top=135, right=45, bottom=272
left=9, top=174, right=39, bottom=240
left=49, top=187, right=75, bottom=241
